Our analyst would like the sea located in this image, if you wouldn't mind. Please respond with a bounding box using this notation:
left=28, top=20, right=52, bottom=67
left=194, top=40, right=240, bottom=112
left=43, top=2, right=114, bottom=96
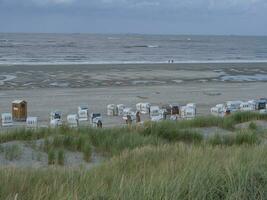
left=0, top=33, right=267, bottom=65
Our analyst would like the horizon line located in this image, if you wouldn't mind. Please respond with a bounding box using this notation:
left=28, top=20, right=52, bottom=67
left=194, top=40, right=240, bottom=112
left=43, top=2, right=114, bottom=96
left=0, top=31, right=266, bottom=37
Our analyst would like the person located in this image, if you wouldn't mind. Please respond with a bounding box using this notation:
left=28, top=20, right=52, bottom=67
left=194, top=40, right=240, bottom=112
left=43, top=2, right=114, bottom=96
left=126, top=115, right=132, bottom=126
left=163, top=111, right=167, bottom=120
left=97, top=120, right=102, bottom=128
left=136, top=111, right=141, bottom=123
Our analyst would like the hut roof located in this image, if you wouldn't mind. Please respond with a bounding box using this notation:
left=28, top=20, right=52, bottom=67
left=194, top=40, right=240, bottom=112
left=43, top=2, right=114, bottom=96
left=12, top=100, right=26, bottom=104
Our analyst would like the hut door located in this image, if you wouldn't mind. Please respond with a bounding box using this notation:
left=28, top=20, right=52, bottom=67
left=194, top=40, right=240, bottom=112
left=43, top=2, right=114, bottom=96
left=21, top=103, right=25, bottom=117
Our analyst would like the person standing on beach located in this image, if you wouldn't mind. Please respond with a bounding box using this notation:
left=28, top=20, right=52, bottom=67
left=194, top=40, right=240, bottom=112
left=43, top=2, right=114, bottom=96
left=126, top=115, right=132, bottom=126
left=136, top=111, right=141, bottom=123
left=97, top=120, right=102, bottom=128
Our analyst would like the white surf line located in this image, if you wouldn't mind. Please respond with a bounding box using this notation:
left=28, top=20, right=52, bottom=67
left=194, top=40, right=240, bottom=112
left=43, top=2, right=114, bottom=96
left=0, top=75, right=17, bottom=85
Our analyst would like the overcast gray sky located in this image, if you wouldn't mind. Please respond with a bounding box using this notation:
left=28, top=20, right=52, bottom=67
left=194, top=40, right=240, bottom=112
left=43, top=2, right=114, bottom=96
left=0, top=0, right=266, bottom=35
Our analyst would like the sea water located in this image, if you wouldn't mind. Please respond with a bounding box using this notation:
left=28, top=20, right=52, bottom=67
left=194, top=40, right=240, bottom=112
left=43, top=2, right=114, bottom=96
left=0, top=33, right=267, bottom=65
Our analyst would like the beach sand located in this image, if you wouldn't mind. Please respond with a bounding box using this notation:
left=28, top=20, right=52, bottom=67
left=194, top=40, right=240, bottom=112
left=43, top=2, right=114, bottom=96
left=0, top=62, right=267, bottom=127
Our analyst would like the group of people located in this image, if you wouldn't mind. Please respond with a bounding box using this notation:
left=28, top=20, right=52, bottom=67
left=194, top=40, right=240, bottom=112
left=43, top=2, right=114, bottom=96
left=125, top=111, right=141, bottom=125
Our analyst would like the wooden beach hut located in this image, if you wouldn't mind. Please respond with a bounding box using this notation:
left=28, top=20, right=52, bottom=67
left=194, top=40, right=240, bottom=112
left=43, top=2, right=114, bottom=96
left=12, top=100, right=27, bottom=121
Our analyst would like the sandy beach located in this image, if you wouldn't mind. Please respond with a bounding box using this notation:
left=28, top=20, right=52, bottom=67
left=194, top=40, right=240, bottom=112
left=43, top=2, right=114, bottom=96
left=0, top=62, right=267, bottom=127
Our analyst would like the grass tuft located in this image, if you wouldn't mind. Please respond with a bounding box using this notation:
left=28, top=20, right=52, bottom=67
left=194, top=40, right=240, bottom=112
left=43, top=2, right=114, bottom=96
left=249, top=122, right=257, bottom=130
left=57, top=149, right=65, bottom=166
left=4, top=145, right=22, bottom=161
left=48, top=149, right=56, bottom=165
left=82, top=142, right=92, bottom=162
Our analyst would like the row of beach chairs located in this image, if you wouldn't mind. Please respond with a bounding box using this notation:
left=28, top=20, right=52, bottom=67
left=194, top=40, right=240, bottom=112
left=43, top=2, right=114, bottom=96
left=106, top=102, right=197, bottom=123
left=4, top=98, right=266, bottom=129
left=1, top=100, right=197, bottom=128
left=211, top=98, right=267, bottom=117
left=1, top=105, right=102, bottom=128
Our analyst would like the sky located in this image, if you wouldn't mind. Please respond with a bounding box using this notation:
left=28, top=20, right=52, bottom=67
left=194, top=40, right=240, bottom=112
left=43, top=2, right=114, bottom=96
left=0, top=0, right=266, bottom=35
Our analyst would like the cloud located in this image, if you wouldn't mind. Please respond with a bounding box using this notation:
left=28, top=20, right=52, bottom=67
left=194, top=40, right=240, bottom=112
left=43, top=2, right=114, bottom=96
left=0, top=0, right=266, bottom=20
left=32, top=0, right=74, bottom=5
left=94, top=0, right=267, bottom=9
left=1, top=0, right=266, bottom=9
left=0, top=0, right=266, bottom=35
left=0, top=0, right=74, bottom=6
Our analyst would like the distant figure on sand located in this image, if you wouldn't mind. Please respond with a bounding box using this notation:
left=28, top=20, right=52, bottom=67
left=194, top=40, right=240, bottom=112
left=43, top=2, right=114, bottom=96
left=163, top=111, right=167, bottom=120
left=126, top=115, right=132, bottom=126
left=136, top=111, right=141, bottom=123
left=97, top=120, right=102, bottom=128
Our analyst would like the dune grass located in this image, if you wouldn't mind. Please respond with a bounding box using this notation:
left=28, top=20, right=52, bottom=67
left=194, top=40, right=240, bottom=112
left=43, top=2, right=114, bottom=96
left=3, top=145, right=22, bottom=161
left=142, top=111, right=267, bottom=129
left=57, top=149, right=65, bottom=166
left=1, top=144, right=267, bottom=199
left=0, top=111, right=266, bottom=158
left=249, top=122, right=258, bottom=130
left=0, top=128, right=53, bottom=144
left=47, top=149, right=56, bottom=165
left=0, top=112, right=266, bottom=145
left=82, top=142, right=92, bottom=162
left=0, top=112, right=267, bottom=199
left=208, top=129, right=260, bottom=146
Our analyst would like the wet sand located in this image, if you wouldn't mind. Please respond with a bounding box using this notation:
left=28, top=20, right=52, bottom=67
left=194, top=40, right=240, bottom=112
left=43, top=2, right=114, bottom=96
left=0, top=62, right=267, bottom=89
left=0, top=62, right=267, bottom=127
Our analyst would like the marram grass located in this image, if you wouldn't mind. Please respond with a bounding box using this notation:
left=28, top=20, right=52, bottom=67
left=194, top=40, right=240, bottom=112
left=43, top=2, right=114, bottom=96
left=1, top=112, right=267, bottom=199
left=1, top=144, right=267, bottom=200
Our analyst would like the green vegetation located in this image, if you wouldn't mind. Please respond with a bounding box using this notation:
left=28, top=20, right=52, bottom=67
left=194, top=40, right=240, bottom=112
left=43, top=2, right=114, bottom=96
left=1, top=144, right=267, bottom=199
left=0, top=112, right=265, bottom=146
left=48, top=149, right=56, bottom=165
left=0, top=112, right=267, bottom=199
left=0, top=128, right=52, bottom=144
left=48, top=149, right=65, bottom=166
left=208, top=129, right=259, bottom=146
left=82, top=142, right=92, bottom=162
left=249, top=121, right=258, bottom=130
left=57, top=149, right=65, bottom=166
left=3, top=145, right=22, bottom=161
